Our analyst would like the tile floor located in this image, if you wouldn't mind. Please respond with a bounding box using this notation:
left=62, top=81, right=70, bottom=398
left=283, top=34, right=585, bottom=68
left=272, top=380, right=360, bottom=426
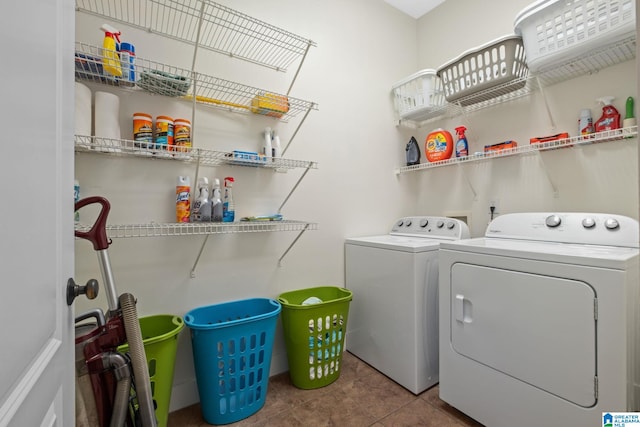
left=167, top=351, right=484, bottom=426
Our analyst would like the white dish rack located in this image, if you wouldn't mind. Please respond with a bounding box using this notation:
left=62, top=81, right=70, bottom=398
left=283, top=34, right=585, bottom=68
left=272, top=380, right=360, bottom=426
left=391, top=69, right=446, bottom=122
left=514, top=0, right=636, bottom=74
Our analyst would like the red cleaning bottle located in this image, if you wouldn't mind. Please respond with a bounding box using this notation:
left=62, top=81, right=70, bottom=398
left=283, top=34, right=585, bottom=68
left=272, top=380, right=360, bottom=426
left=594, top=96, right=621, bottom=133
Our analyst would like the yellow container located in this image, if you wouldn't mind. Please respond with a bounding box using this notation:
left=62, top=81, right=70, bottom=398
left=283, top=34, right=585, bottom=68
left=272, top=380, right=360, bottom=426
left=251, top=93, right=289, bottom=118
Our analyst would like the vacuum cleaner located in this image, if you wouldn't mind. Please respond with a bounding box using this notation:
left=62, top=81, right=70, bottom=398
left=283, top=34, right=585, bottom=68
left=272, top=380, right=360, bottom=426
left=70, top=196, right=157, bottom=427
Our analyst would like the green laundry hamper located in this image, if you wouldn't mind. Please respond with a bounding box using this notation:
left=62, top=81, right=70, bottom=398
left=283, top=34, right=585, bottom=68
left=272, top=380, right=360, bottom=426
left=278, top=286, right=353, bottom=389
left=119, top=314, right=185, bottom=427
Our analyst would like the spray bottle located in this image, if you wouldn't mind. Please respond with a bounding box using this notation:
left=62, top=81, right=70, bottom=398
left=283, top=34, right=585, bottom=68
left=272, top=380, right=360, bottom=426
left=223, top=177, right=235, bottom=222
left=211, top=178, right=223, bottom=222
left=594, top=96, right=621, bottom=133
left=100, top=24, right=122, bottom=77
left=192, top=177, right=211, bottom=222
left=271, top=130, right=282, bottom=159
left=455, top=126, right=469, bottom=158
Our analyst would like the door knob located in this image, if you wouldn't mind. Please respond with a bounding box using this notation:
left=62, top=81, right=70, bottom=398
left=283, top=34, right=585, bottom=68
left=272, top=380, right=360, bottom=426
left=66, top=278, right=99, bottom=306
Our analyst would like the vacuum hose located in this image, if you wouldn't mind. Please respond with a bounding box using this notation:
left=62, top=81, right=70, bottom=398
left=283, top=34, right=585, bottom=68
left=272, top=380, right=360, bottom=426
left=102, top=353, right=132, bottom=427
left=120, top=293, right=157, bottom=427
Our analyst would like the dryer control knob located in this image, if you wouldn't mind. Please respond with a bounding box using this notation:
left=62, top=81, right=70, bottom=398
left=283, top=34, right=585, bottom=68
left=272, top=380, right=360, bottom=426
left=405, top=220, right=412, bottom=227
left=446, top=221, right=455, bottom=229
left=436, top=220, right=444, bottom=228
left=604, top=218, right=620, bottom=230
left=545, top=214, right=561, bottom=228
left=582, top=217, right=596, bottom=229
left=396, top=220, right=404, bottom=227
left=419, top=219, right=429, bottom=228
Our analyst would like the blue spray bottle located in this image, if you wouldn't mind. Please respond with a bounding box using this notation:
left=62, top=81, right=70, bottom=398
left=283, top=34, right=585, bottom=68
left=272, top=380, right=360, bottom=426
left=455, top=126, right=469, bottom=158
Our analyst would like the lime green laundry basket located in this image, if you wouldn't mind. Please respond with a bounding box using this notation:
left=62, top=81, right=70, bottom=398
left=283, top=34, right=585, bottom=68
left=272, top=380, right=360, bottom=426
left=278, top=286, right=353, bottom=389
left=119, top=314, right=185, bottom=427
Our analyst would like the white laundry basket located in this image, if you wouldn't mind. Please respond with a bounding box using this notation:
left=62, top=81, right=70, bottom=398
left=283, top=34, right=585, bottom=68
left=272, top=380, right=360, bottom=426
left=514, top=0, right=636, bottom=74
left=436, top=35, right=528, bottom=106
left=391, top=69, right=445, bottom=121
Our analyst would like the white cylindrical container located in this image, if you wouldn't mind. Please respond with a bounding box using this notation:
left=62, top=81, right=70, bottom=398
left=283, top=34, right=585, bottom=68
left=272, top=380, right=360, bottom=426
left=94, top=91, right=121, bottom=152
left=75, top=82, right=92, bottom=137
left=262, top=127, right=272, bottom=160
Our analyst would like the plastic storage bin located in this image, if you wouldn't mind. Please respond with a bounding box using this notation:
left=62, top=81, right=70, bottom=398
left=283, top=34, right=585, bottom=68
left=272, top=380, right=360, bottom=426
left=278, top=286, right=353, bottom=389
left=437, top=35, right=528, bottom=106
left=514, top=0, right=636, bottom=74
left=118, top=314, right=185, bottom=427
left=184, top=298, right=281, bottom=425
left=391, top=69, right=445, bottom=121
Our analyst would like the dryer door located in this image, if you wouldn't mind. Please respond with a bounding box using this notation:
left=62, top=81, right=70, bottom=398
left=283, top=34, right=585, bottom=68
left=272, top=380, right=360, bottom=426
left=450, top=263, right=596, bottom=407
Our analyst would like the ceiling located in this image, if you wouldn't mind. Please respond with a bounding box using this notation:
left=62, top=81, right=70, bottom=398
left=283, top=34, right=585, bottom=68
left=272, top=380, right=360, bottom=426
left=384, top=0, right=446, bottom=19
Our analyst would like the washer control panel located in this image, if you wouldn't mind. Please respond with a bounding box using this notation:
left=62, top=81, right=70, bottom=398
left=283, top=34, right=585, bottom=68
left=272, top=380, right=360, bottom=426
left=486, top=212, right=639, bottom=248
left=391, top=216, right=470, bottom=240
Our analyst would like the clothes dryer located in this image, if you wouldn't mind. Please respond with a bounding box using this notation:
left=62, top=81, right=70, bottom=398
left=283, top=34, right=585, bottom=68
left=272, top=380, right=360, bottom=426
left=345, top=216, right=470, bottom=394
left=439, top=212, right=640, bottom=427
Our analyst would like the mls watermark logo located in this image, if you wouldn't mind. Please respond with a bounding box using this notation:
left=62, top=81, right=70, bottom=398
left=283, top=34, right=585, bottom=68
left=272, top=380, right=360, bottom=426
left=603, top=412, right=640, bottom=426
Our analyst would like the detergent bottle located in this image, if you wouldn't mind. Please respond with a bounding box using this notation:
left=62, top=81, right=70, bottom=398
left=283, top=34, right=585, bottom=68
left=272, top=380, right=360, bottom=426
left=455, top=126, right=469, bottom=158
left=100, top=24, right=122, bottom=77
left=594, top=96, right=621, bottom=133
left=425, top=129, right=453, bottom=162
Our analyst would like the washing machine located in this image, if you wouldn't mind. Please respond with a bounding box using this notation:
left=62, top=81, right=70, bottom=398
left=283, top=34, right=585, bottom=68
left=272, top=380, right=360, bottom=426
left=345, top=216, right=470, bottom=394
left=439, top=212, right=640, bottom=427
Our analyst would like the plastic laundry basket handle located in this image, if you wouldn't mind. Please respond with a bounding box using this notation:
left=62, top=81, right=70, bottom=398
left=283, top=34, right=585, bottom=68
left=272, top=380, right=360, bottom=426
left=75, top=196, right=112, bottom=251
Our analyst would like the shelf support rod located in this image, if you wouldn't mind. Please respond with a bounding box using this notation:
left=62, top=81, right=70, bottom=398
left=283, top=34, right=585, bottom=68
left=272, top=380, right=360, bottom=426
left=536, top=76, right=556, bottom=130
left=536, top=151, right=559, bottom=197
left=281, top=105, right=314, bottom=157
left=287, top=41, right=314, bottom=96
left=278, top=164, right=312, bottom=213
left=278, top=223, right=310, bottom=267
left=190, top=234, right=210, bottom=278
left=457, top=163, right=477, bottom=200
left=190, top=1, right=207, bottom=73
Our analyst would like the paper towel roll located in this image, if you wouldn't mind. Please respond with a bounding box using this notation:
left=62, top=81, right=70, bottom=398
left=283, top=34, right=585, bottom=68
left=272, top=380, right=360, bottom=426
left=75, top=82, right=92, bottom=137
left=94, top=91, right=121, bottom=152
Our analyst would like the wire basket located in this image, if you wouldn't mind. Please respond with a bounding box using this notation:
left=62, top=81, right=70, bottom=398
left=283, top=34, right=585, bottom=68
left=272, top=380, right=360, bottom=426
left=437, top=35, right=528, bottom=106
left=391, top=69, right=445, bottom=121
left=137, top=70, right=192, bottom=97
left=514, top=0, right=636, bottom=74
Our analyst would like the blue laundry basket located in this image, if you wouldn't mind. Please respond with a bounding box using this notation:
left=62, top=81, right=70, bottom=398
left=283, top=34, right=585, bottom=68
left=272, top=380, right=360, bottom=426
left=184, top=298, right=281, bottom=425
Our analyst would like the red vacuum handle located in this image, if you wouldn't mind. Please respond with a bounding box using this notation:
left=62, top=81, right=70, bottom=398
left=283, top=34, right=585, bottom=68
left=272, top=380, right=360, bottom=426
left=75, top=196, right=112, bottom=251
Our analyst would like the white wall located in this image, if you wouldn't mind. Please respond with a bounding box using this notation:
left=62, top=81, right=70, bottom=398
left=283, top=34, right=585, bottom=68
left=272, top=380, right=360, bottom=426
left=74, top=0, right=638, bottom=412
left=74, top=0, right=417, bottom=411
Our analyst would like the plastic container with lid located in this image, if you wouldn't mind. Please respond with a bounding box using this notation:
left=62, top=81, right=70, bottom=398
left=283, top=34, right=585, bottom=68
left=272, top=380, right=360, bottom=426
left=133, top=112, right=153, bottom=151
left=155, top=115, right=174, bottom=151
left=173, top=118, right=191, bottom=154
left=425, top=129, right=453, bottom=162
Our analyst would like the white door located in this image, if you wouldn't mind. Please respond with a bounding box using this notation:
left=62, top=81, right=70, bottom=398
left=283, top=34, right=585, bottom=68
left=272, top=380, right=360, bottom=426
left=0, top=0, right=75, bottom=425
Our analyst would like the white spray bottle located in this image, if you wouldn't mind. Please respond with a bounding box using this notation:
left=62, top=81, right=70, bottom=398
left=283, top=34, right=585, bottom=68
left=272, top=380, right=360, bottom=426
left=211, top=178, right=223, bottom=222
left=262, top=127, right=272, bottom=160
left=271, top=129, right=282, bottom=159
left=192, top=177, right=211, bottom=222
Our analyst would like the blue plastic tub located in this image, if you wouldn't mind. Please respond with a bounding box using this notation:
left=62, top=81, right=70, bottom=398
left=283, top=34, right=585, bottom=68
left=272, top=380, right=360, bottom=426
left=184, top=298, right=281, bottom=425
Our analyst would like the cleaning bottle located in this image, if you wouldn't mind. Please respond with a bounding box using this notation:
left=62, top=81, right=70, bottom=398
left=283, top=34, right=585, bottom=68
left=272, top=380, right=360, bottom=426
left=262, top=127, right=273, bottom=160
left=455, top=126, right=469, bottom=158
left=623, top=97, right=636, bottom=127
left=578, top=109, right=594, bottom=137
left=594, top=96, right=621, bottom=133
left=211, top=178, right=223, bottom=222
left=74, top=179, right=80, bottom=223
left=223, top=177, right=235, bottom=222
left=100, top=24, right=122, bottom=77
left=176, top=176, right=191, bottom=223
left=192, top=177, right=211, bottom=222
left=272, top=130, right=282, bottom=159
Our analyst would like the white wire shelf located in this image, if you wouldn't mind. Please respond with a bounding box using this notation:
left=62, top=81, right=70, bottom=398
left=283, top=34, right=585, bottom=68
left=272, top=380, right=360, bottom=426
left=396, top=126, right=638, bottom=174
left=75, top=220, right=317, bottom=238
left=75, top=42, right=318, bottom=122
left=75, top=0, right=316, bottom=73
left=74, top=135, right=318, bottom=171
